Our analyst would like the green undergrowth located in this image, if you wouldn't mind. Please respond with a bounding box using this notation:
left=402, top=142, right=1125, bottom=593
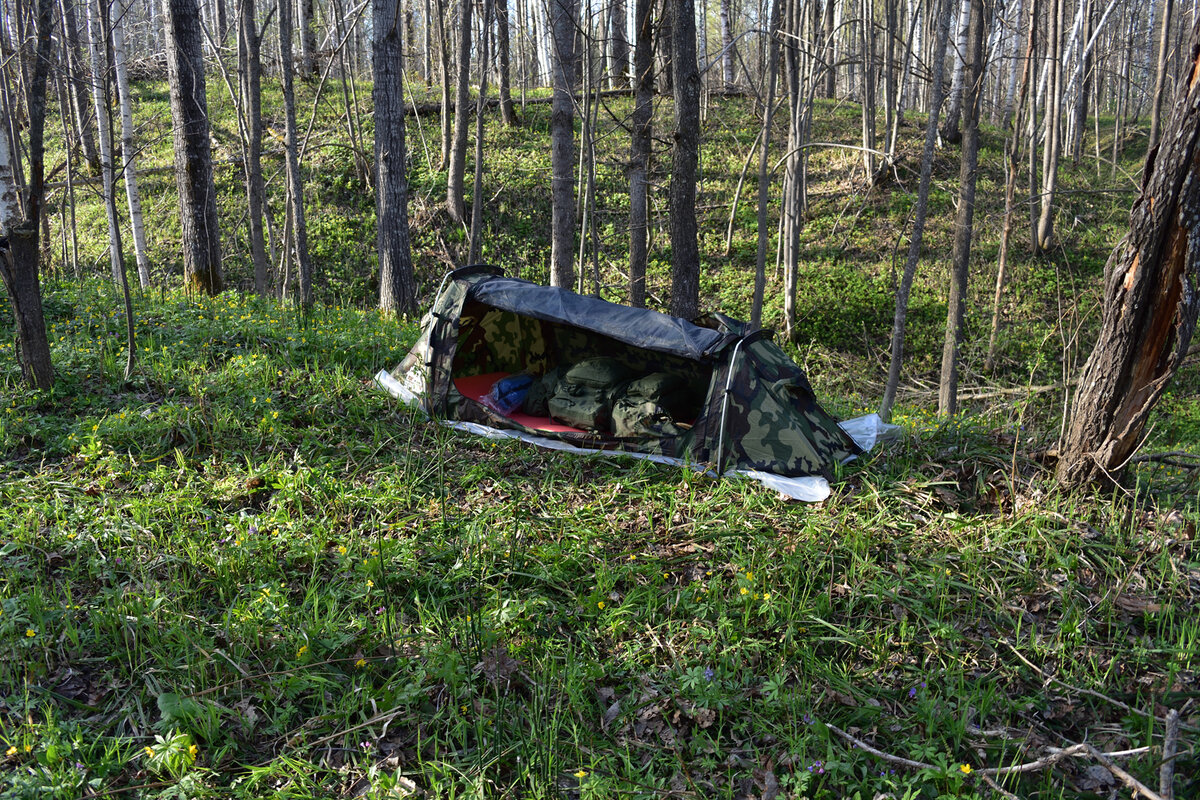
left=1, top=283, right=1197, bottom=799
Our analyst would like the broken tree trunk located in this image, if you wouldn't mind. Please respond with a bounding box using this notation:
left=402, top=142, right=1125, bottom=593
left=1056, top=19, right=1200, bottom=489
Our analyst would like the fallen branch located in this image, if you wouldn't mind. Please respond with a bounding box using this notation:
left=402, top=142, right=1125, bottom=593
left=1002, top=641, right=1200, bottom=734
left=1082, top=743, right=1165, bottom=800
left=826, top=723, right=1157, bottom=790
left=1127, top=451, right=1200, bottom=467
left=1160, top=709, right=1180, bottom=800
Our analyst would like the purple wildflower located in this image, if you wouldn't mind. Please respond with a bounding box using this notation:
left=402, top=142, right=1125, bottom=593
left=703, top=667, right=714, bottom=681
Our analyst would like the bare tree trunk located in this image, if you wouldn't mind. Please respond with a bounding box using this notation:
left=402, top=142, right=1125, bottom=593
left=85, top=0, right=122, bottom=283
left=940, top=0, right=971, bottom=143
left=497, top=0, right=517, bottom=123
left=240, top=0, right=270, bottom=294
left=1147, top=0, right=1174, bottom=153
left=878, top=0, right=952, bottom=421
left=436, top=0, right=451, bottom=166
left=299, top=0, right=317, bottom=77
left=549, top=0, right=576, bottom=287
left=668, top=0, right=699, bottom=319
left=1069, top=0, right=1092, bottom=165
left=446, top=0, right=471, bottom=223
left=720, top=0, right=733, bottom=88
left=468, top=0, right=493, bottom=264
left=751, top=0, right=780, bottom=329
left=0, top=0, right=53, bottom=389
left=859, top=0, right=876, bottom=181
left=822, top=0, right=835, bottom=97
left=1057, top=20, right=1200, bottom=489
left=164, top=0, right=223, bottom=294
left=375, top=0, right=417, bottom=314
left=937, top=0, right=985, bottom=416
left=1000, top=0, right=1023, bottom=128
left=59, top=0, right=99, bottom=172
left=609, top=0, right=628, bottom=87
left=627, top=0, right=651, bottom=306
left=985, top=0, right=1036, bottom=373
left=279, top=0, right=313, bottom=305
left=1035, top=0, right=1064, bottom=253
left=110, top=0, right=150, bottom=287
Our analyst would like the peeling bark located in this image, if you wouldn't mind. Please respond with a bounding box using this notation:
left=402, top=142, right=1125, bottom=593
left=1057, top=20, right=1200, bottom=489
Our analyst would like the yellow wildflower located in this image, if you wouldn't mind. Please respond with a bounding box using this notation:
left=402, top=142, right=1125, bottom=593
left=574, top=769, right=588, bottom=778
left=296, top=645, right=309, bottom=658
left=960, top=764, right=972, bottom=774
left=4, top=747, right=16, bottom=757
left=188, top=744, right=199, bottom=759
left=355, top=659, right=367, bottom=668
left=144, top=746, right=154, bottom=757
left=740, top=587, right=749, bottom=596
left=25, top=628, right=35, bottom=638
left=597, top=601, right=605, bottom=610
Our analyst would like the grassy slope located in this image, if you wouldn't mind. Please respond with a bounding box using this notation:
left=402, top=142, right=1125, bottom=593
left=0, top=78, right=1198, bottom=799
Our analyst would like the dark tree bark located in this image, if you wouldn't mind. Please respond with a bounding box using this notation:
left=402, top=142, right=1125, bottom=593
left=164, top=0, right=223, bottom=294
left=668, top=0, right=700, bottom=319
left=627, top=0, right=652, bottom=306
left=496, top=0, right=518, bottom=124
left=609, top=0, right=629, bottom=88
left=300, top=0, right=318, bottom=78
left=1057, top=20, right=1200, bottom=489
left=375, top=0, right=417, bottom=315
left=446, top=0, right=472, bottom=223
left=549, top=0, right=577, bottom=288
left=936, top=0, right=985, bottom=416
left=239, top=0, right=270, bottom=294
left=0, top=0, right=53, bottom=389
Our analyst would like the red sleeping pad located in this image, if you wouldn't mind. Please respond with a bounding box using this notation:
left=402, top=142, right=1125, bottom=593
left=453, top=372, right=584, bottom=434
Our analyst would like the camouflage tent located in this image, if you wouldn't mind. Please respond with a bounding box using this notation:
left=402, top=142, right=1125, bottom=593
left=384, top=266, right=860, bottom=480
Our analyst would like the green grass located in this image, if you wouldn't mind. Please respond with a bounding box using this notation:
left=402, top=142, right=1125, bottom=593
left=2, top=79, right=1199, bottom=798
left=1, top=281, right=1197, bottom=798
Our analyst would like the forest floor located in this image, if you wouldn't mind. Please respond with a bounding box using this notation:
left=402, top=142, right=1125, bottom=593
left=1, top=85, right=1199, bottom=798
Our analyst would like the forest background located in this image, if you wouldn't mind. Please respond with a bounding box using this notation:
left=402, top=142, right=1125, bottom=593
left=1, top=0, right=1199, bottom=795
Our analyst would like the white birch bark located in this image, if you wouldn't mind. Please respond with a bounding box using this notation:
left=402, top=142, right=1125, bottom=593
left=0, top=118, right=20, bottom=231
left=110, top=0, right=151, bottom=287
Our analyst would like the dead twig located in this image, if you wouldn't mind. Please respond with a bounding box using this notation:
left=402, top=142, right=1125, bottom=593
left=1082, top=743, right=1165, bottom=800
left=1160, top=709, right=1180, bottom=800
left=979, top=772, right=1022, bottom=799
left=1002, top=641, right=1200, bottom=734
